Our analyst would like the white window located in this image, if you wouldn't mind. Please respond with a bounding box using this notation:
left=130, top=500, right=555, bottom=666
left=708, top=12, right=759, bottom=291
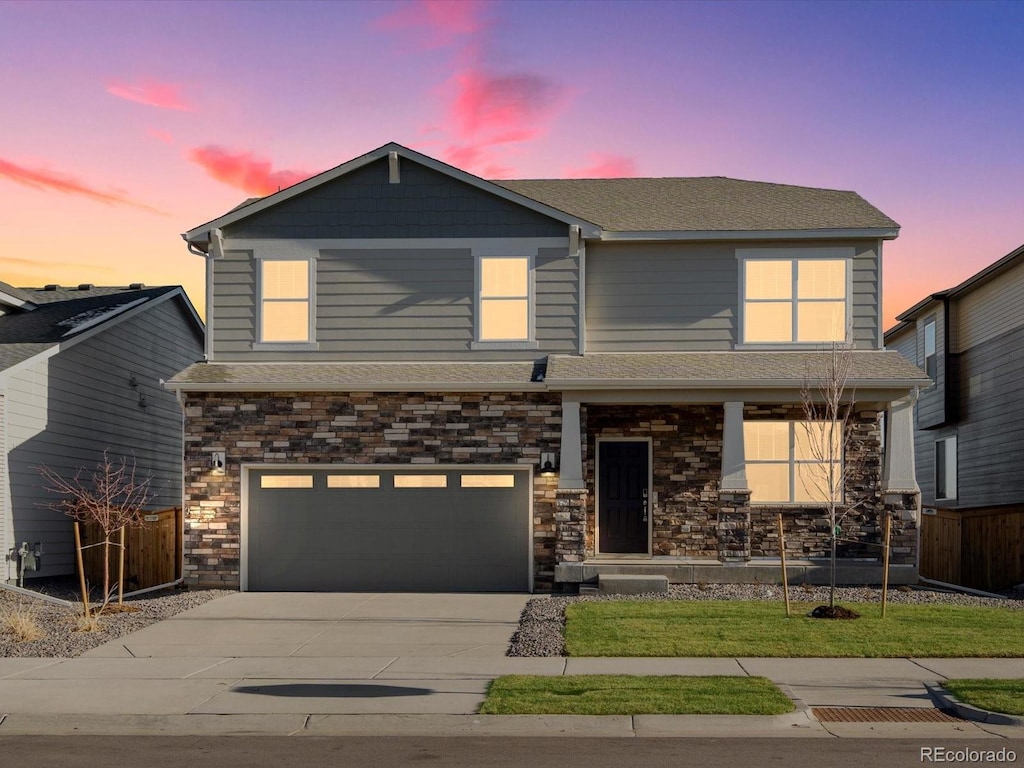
left=478, top=256, right=530, bottom=341
left=460, top=474, right=516, bottom=488
left=327, top=475, right=381, bottom=489
left=744, top=421, right=842, bottom=504
left=743, top=258, right=848, bottom=343
left=935, top=436, right=957, bottom=501
left=393, top=474, right=448, bottom=488
left=260, top=260, right=311, bottom=343
left=260, top=475, right=314, bottom=489
left=923, top=318, right=937, bottom=380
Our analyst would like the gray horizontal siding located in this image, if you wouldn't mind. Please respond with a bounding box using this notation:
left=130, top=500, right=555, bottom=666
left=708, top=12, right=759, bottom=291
left=223, top=158, right=566, bottom=240
left=956, top=259, right=1024, bottom=351
left=213, top=245, right=577, bottom=362
left=585, top=240, right=879, bottom=352
left=5, top=297, right=203, bottom=578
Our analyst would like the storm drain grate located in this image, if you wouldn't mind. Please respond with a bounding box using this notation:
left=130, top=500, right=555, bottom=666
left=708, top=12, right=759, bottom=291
left=812, top=707, right=961, bottom=723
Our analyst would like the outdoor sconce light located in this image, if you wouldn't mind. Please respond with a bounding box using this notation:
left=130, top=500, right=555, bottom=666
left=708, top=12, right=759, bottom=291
left=540, top=452, right=558, bottom=477
left=210, top=451, right=226, bottom=475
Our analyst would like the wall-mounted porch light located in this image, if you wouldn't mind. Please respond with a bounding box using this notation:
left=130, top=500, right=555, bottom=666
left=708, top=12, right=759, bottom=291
left=210, top=451, right=226, bottom=475
left=540, top=452, right=558, bottom=477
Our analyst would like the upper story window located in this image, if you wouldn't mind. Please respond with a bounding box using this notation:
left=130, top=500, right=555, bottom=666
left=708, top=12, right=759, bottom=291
left=935, top=436, right=957, bottom=501
left=260, top=259, right=311, bottom=343
left=742, top=258, right=848, bottom=344
left=923, top=318, right=937, bottom=380
left=744, top=421, right=843, bottom=505
left=478, top=256, right=530, bottom=342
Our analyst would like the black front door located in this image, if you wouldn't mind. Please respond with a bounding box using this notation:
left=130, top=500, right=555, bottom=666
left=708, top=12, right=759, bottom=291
left=598, top=441, right=649, bottom=553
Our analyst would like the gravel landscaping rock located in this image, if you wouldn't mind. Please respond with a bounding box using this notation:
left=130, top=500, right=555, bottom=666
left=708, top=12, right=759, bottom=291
left=507, top=584, right=1024, bottom=657
left=0, top=581, right=232, bottom=658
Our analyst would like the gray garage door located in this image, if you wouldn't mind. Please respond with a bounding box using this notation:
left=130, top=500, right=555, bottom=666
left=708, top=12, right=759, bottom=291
left=246, top=467, right=530, bottom=592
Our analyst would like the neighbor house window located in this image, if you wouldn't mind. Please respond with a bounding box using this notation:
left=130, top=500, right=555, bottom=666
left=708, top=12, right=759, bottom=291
left=923, top=318, right=937, bottom=380
left=935, top=436, right=957, bottom=501
left=261, top=259, right=311, bottom=343
left=743, top=258, right=847, bottom=343
left=478, top=256, right=530, bottom=341
left=744, top=421, right=842, bottom=504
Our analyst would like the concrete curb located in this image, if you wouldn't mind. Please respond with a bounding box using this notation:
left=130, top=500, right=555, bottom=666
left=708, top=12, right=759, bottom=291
left=925, top=682, right=1024, bottom=726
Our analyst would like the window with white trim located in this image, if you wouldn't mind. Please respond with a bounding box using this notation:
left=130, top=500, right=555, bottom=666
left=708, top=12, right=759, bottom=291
left=478, top=256, right=530, bottom=341
left=744, top=421, right=843, bottom=504
left=260, top=259, right=311, bottom=343
left=923, top=318, right=937, bottom=380
left=743, top=258, right=847, bottom=343
left=935, top=436, right=957, bottom=501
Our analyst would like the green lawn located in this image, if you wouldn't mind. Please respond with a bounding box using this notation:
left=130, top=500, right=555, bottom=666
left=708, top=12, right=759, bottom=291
left=944, top=679, right=1024, bottom=716
left=565, top=601, right=1024, bottom=657
left=478, top=675, right=794, bottom=715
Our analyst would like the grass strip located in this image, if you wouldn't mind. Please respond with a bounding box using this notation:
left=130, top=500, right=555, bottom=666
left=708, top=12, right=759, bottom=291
left=478, top=674, right=794, bottom=715
left=944, top=679, right=1024, bottom=716
left=565, top=601, right=1024, bottom=658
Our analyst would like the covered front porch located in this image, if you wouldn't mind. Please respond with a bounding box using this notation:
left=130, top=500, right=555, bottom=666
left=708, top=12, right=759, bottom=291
left=543, top=352, right=927, bottom=590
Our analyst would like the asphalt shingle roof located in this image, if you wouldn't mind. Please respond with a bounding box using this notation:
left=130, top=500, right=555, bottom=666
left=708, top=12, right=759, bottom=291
left=494, top=177, right=899, bottom=232
left=167, top=361, right=546, bottom=389
left=545, top=351, right=928, bottom=386
left=0, top=286, right=178, bottom=372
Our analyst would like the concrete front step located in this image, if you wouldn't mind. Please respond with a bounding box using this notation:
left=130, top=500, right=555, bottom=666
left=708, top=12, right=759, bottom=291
left=598, top=574, right=669, bottom=595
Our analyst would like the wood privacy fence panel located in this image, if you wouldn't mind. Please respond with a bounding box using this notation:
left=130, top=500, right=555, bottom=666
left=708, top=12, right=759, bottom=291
left=81, top=507, right=182, bottom=592
left=920, top=505, right=1024, bottom=591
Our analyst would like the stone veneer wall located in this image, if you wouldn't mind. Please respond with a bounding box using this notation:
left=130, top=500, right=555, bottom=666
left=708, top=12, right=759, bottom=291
left=584, top=404, right=915, bottom=566
left=182, top=391, right=562, bottom=589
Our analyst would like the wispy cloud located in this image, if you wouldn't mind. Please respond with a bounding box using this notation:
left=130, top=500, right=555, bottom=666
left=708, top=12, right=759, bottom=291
left=563, top=153, right=638, bottom=178
left=146, top=128, right=175, bottom=144
left=0, top=158, right=166, bottom=214
left=107, top=79, right=194, bottom=111
left=187, top=146, right=312, bottom=196
left=374, top=0, right=485, bottom=48
left=0, top=256, right=114, bottom=273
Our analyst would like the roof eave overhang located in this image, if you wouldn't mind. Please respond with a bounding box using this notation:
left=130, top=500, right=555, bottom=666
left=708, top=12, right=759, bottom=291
left=164, top=381, right=547, bottom=393
left=546, top=378, right=928, bottom=390
left=595, top=227, right=900, bottom=242
left=182, top=142, right=601, bottom=245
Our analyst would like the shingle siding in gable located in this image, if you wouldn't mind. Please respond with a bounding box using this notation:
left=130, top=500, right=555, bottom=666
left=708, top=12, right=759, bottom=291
left=223, top=158, right=566, bottom=240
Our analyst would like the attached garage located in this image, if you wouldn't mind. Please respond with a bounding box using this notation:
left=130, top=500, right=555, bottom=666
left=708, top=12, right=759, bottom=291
left=243, top=466, right=531, bottom=592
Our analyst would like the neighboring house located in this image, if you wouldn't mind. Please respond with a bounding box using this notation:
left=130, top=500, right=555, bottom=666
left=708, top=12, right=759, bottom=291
left=0, top=283, right=204, bottom=582
left=168, top=141, right=929, bottom=593
left=885, top=243, right=1024, bottom=590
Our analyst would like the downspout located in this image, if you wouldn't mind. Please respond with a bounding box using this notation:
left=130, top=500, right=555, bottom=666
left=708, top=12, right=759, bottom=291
left=182, top=229, right=223, bottom=361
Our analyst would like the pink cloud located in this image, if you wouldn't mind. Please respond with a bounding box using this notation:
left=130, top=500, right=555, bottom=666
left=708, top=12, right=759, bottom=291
left=107, top=80, right=193, bottom=111
left=0, top=158, right=165, bottom=214
left=374, top=0, right=485, bottom=48
left=147, top=128, right=174, bottom=144
left=563, top=153, right=638, bottom=178
left=187, top=146, right=312, bottom=196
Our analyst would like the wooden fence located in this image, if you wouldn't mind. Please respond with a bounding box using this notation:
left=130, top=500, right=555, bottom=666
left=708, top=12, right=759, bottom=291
left=80, top=506, right=182, bottom=593
left=920, top=505, right=1024, bottom=591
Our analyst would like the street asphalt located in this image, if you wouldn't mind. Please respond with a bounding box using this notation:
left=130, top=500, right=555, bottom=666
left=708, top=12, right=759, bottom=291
left=0, top=592, right=1021, bottom=738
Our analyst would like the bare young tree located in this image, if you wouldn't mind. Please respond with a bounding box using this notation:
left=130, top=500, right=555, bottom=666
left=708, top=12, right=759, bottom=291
left=798, top=341, right=867, bottom=609
left=38, top=452, right=152, bottom=614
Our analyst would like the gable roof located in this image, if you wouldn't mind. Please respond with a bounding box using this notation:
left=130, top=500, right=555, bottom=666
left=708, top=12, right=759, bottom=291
left=495, top=177, right=899, bottom=234
left=183, top=142, right=899, bottom=248
left=0, top=285, right=201, bottom=373
left=885, top=241, right=1024, bottom=340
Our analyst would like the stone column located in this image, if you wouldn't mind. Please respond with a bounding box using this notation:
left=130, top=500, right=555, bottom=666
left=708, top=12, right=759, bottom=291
left=717, top=491, right=752, bottom=563
left=554, top=489, right=589, bottom=563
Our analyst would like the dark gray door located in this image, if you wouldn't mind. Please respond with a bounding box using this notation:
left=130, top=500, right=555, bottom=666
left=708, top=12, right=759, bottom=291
left=247, top=468, right=529, bottom=592
left=598, top=441, right=649, bottom=553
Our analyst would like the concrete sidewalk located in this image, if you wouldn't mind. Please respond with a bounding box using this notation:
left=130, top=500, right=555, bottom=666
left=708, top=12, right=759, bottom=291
left=0, top=592, right=1021, bottom=738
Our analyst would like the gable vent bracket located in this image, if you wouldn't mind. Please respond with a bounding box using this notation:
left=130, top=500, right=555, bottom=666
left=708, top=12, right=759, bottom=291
left=389, top=151, right=400, bottom=184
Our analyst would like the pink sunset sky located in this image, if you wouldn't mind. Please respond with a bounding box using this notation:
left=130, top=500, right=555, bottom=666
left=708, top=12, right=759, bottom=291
left=1, top=0, right=1021, bottom=329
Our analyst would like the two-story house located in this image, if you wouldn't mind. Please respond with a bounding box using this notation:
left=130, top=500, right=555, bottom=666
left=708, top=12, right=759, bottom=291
left=168, top=142, right=929, bottom=593
left=885, top=242, right=1024, bottom=591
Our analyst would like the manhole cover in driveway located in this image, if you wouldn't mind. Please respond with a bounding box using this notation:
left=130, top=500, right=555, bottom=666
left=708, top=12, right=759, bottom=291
left=812, top=707, right=961, bottom=723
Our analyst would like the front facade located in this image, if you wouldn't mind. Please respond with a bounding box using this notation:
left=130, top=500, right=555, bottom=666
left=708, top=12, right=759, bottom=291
left=170, top=142, right=928, bottom=592
left=885, top=243, right=1024, bottom=590
left=0, top=284, right=204, bottom=581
